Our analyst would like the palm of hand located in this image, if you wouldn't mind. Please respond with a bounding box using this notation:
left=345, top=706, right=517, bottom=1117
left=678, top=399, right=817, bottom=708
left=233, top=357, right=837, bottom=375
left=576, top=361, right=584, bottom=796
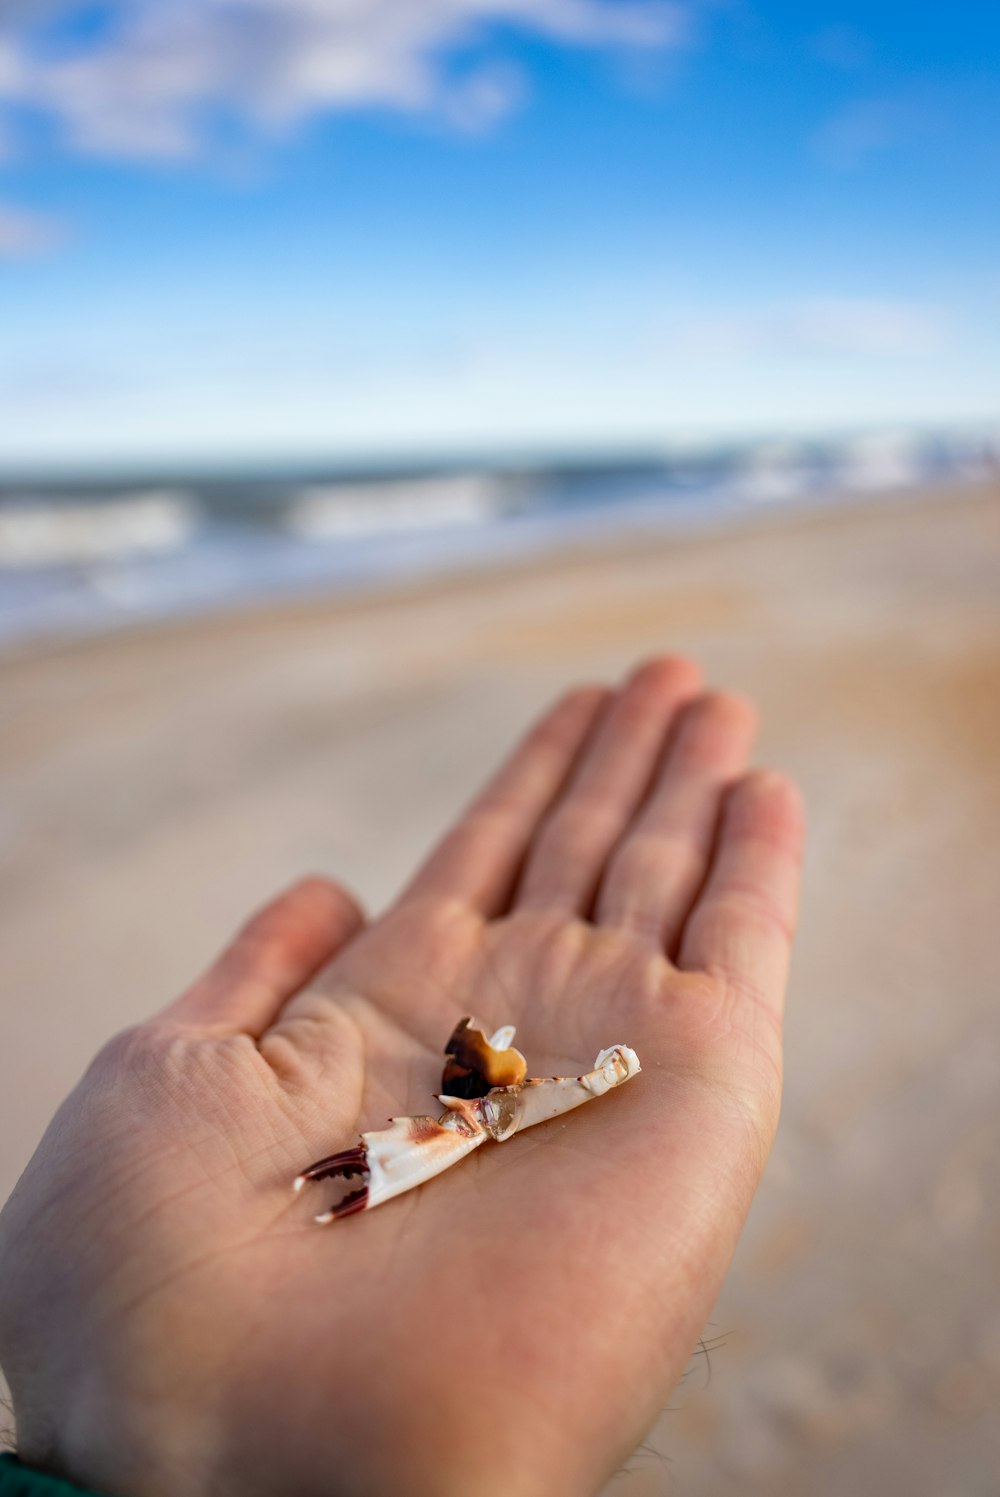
left=0, top=660, right=803, bottom=1497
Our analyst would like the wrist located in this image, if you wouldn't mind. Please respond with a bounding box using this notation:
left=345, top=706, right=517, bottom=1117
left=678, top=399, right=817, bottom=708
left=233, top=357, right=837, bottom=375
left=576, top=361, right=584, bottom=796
left=0, top=1453, right=108, bottom=1497
left=8, top=1383, right=224, bottom=1497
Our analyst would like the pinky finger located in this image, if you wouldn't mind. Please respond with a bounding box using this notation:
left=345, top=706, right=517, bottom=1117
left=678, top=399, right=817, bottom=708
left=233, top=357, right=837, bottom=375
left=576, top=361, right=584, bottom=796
left=156, top=876, right=365, bottom=1036
left=678, top=771, right=805, bottom=1016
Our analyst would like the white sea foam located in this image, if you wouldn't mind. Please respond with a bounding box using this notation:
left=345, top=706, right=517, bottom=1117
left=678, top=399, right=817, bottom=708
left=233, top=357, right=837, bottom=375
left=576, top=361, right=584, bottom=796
left=733, top=443, right=819, bottom=504
left=286, top=473, right=503, bottom=541
left=0, top=431, right=994, bottom=647
left=0, top=490, right=197, bottom=568
left=834, top=432, right=927, bottom=492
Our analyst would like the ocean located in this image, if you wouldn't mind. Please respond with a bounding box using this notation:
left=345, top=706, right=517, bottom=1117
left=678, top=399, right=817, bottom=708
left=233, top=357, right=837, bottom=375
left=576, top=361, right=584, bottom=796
left=0, top=430, right=995, bottom=648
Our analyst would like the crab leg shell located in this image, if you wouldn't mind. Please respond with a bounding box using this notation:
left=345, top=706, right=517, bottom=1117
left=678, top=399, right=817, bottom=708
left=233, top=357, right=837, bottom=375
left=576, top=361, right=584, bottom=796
left=506, top=1044, right=641, bottom=1132
left=297, top=1042, right=640, bottom=1221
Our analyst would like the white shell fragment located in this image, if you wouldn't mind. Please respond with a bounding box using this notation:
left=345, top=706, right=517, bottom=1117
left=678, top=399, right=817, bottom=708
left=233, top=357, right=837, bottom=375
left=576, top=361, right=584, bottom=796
left=294, top=1018, right=641, bottom=1222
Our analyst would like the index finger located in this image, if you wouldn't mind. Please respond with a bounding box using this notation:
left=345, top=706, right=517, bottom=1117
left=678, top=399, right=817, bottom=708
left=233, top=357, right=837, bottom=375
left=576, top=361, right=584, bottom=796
left=397, top=685, right=610, bottom=916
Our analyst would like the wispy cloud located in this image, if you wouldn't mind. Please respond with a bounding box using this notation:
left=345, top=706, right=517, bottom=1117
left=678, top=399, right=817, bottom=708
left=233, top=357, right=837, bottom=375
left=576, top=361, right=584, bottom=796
left=808, top=24, right=873, bottom=73
left=0, top=0, right=683, bottom=160
left=0, top=200, right=66, bottom=255
left=674, top=298, right=947, bottom=359
left=811, top=92, right=938, bottom=169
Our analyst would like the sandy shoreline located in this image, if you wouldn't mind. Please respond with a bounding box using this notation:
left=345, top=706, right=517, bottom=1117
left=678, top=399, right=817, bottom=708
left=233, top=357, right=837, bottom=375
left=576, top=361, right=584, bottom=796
left=2, top=483, right=999, bottom=1492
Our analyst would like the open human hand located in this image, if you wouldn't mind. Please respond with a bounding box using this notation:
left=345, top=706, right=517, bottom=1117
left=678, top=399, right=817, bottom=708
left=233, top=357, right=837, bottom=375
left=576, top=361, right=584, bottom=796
left=0, top=658, right=804, bottom=1497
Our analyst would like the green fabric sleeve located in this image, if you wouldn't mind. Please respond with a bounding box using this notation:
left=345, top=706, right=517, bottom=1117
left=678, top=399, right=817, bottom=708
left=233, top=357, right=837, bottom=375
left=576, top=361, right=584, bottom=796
left=0, top=1455, right=108, bottom=1497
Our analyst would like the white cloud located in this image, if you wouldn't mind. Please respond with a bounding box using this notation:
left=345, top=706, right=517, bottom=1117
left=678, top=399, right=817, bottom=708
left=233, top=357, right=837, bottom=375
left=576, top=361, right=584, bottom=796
left=811, top=93, right=935, bottom=169
left=0, top=201, right=65, bottom=254
left=674, top=298, right=947, bottom=359
left=0, top=0, right=683, bottom=160
left=2, top=282, right=984, bottom=467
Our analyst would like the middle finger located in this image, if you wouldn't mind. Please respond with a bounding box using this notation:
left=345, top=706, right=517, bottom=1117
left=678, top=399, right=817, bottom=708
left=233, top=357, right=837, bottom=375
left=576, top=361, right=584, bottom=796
left=513, top=656, right=700, bottom=918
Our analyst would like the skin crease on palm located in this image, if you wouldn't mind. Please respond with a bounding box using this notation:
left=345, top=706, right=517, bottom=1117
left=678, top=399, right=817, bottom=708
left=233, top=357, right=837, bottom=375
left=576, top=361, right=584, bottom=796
left=0, top=657, right=805, bottom=1497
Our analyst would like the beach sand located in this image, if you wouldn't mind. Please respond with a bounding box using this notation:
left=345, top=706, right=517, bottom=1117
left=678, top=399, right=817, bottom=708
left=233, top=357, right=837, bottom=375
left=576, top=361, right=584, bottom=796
left=2, top=484, right=999, bottom=1492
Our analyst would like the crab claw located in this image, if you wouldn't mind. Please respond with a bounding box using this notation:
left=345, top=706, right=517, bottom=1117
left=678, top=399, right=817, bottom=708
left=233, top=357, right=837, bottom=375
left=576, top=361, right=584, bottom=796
left=293, top=1145, right=371, bottom=1222
left=297, top=1112, right=488, bottom=1223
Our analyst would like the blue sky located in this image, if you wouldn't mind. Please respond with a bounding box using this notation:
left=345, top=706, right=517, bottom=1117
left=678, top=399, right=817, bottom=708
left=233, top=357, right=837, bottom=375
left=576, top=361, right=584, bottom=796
left=0, top=0, right=998, bottom=470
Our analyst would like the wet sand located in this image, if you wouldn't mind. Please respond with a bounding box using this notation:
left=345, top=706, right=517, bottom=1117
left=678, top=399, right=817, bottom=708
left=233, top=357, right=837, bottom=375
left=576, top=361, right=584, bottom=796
left=2, top=484, right=999, bottom=1492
